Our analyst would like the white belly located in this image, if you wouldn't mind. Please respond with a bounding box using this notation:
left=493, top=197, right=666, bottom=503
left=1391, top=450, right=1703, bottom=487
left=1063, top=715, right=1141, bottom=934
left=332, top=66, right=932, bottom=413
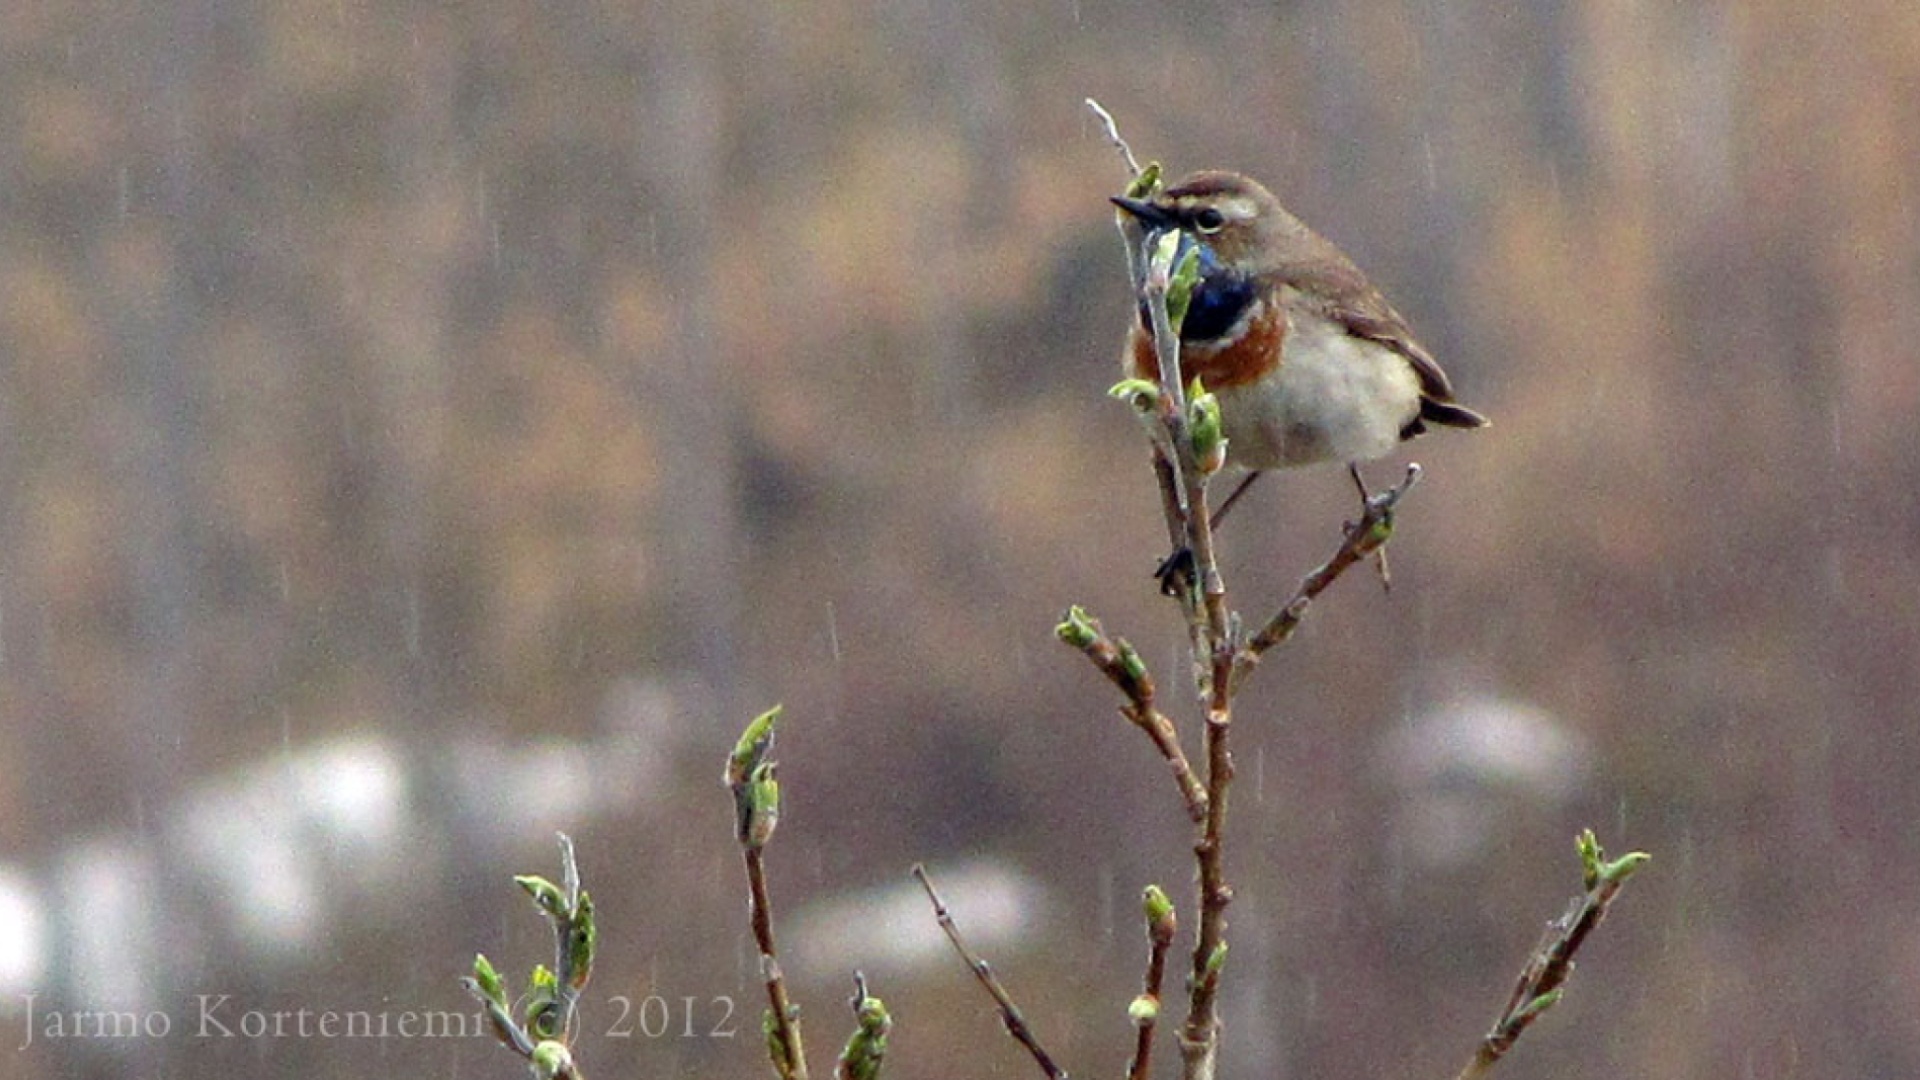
left=1215, top=313, right=1424, bottom=470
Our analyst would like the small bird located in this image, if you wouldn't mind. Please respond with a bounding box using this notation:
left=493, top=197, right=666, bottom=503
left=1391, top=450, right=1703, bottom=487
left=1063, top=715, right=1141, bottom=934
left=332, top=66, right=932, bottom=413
left=1111, top=170, right=1487, bottom=518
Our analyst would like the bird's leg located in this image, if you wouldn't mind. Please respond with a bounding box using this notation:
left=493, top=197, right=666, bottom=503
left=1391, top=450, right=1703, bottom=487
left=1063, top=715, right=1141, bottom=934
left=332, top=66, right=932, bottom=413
left=1348, top=464, right=1393, bottom=592
left=1346, top=462, right=1372, bottom=502
left=1154, top=471, right=1266, bottom=595
left=1211, top=472, right=1263, bottom=530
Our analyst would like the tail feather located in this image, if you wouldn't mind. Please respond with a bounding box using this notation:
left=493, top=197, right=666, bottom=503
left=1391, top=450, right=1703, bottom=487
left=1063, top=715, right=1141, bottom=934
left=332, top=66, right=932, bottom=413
left=1419, top=396, right=1491, bottom=430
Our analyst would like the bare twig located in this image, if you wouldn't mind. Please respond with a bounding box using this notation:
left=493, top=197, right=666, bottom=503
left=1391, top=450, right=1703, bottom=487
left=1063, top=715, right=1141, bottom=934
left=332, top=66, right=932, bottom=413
left=460, top=835, right=597, bottom=1080
left=1140, top=238, right=1196, bottom=498
left=1127, top=886, right=1179, bottom=1080
left=1452, top=832, right=1649, bottom=1080
left=548, top=834, right=589, bottom=1039
left=727, top=706, right=810, bottom=1080
left=1085, top=98, right=1142, bottom=178
left=1057, top=606, right=1207, bottom=822
left=1178, top=676, right=1233, bottom=1080
left=835, top=973, right=892, bottom=1080
left=1096, top=131, right=1238, bottom=1078
left=1123, top=704, right=1208, bottom=826
left=1132, top=228, right=1239, bottom=1080
left=1135, top=232, right=1236, bottom=709
left=745, top=847, right=809, bottom=1080
left=461, top=973, right=538, bottom=1055
left=913, top=864, right=1067, bottom=1080
left=1233, top=464, right=1423, bottom=689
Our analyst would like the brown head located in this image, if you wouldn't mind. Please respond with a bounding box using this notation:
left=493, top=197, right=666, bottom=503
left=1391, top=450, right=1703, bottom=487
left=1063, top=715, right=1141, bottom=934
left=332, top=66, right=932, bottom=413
left=1109, top=170, right=1339, bottom=275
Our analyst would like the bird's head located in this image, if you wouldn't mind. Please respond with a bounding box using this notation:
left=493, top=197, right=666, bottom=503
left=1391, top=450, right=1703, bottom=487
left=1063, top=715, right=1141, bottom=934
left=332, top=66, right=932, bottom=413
left=1110, top=170, right=1309, bottom=273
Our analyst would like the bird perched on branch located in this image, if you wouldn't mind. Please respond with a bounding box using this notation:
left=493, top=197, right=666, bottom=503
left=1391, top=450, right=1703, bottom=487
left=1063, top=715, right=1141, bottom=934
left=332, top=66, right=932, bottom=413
left=1111, top=170, right=1487, bottom=520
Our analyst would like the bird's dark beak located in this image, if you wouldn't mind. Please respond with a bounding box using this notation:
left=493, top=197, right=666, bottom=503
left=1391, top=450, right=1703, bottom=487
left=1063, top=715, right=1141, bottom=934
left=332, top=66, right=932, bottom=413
left=1109, top=195, right=1176, bottom=230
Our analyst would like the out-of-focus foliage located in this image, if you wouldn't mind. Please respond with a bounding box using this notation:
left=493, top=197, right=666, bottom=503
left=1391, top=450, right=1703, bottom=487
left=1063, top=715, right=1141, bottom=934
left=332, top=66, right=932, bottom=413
left=2, top=3, right=1918, bottom=1078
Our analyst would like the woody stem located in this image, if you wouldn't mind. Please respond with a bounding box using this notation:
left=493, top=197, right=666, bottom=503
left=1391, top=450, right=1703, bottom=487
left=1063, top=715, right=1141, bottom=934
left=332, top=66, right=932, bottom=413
left=1137, top=231, right=1239, bottom=1080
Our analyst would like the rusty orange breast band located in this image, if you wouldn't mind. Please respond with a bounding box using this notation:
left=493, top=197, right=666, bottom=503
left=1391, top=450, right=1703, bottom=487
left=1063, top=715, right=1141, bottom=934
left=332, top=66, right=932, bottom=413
left=1125, top=296, right=1287, bottom=392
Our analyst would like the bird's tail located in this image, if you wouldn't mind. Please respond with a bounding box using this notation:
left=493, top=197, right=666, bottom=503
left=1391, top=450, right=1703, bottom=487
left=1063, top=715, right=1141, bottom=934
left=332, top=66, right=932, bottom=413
left=1419, top=397, right=1491, bottom=429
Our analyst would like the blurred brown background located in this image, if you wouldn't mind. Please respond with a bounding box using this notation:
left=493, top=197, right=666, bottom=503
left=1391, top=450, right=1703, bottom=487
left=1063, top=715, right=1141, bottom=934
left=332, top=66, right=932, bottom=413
left=3, top=3, right=1918, bottom=1078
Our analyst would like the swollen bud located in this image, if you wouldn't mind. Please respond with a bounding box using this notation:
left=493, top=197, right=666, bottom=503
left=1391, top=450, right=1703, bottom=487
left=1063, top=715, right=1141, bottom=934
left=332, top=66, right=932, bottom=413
left=1055, top=605, right=1099, bottom=648
left=567, top=892, right=596, bottom=990
left=470, top=954, right=507, bottom=1007
left=1142, top=885, right=1177, bottom=943
left=1123, top=161, right=1163, bottom=202
left=530, top=1040, right=578, bottom=1080
left=1165, top=241, right=1202, bottom=332
left=727, top=705, right=783, bottom=788
left=1187, top=383, right=1226, bottom=474
left=741, top=762, right=781, bottom=849
left=515, top=875, right=568, bottom=919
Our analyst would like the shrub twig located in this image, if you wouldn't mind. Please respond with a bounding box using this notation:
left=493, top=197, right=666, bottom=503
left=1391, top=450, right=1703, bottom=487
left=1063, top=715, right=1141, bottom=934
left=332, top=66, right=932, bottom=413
left=835, top=974, right=892, bottom=1080
left=1126, top=886, right=1178, bottom=1080
left=1453, top=831, right=1649, bottom=1080
left=1232, top=464, right=1422, bottom=689
left=1080, top=99, right=1431, bottom=1080
left=459, top=833, right=596, bottom=1080
left=913, top=864, right=1066, bottom=1079
left=1056, top=605, right=1207, bottom=822
left=726, top=705, right=810, bottom=1080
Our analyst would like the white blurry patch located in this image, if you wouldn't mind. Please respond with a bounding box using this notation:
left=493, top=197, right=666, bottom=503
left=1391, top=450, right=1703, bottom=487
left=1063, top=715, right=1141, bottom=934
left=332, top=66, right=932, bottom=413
left=787, top=859, right=1048, bottom=977
left=596, top=676, right=678, bottom=799
left=175, top=770, right=323, bottom=960
left=0, top=860, right=44, bottom=999
left=0, top=866, right=46, bottom=1004
left=286, top=738, right=408, bottom=862
left=173, top=735, right=413, bottom=961
left=446, top=739, right=601, bottom=837
left=55, top=840, right=159, bottom=1013
left=447, top=678, right=679, bottom=841
left=1378, top=696, right=1590, bottom=870
left=9, top=687, right=689, bottom=1019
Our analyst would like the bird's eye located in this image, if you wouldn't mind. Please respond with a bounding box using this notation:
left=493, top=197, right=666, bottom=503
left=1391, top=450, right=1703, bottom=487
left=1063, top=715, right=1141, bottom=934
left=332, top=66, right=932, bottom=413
left=1192, top=208, right=1227, bottom=234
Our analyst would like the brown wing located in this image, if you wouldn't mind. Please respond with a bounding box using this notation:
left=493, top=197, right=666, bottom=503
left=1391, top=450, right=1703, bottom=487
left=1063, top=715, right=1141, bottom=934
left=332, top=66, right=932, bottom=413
left=1284, top=254, right=1489, bottom=429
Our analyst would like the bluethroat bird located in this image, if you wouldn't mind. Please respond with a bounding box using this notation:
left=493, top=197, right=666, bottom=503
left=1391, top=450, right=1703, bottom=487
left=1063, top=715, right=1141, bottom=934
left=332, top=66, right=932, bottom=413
left=1111, top=170, right=1488, bottom=530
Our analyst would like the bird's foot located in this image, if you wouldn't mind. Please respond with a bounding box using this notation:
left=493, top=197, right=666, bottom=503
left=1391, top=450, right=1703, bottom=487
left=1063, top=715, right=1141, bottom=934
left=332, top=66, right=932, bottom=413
left=1154, top=546, right=1197, bottom=598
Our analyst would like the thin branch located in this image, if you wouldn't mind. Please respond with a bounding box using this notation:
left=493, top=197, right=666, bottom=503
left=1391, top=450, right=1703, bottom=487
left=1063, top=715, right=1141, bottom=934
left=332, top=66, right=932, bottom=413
left=461, top=977, right=538, bottom=1056
left=1134, top=232, right=1236, bottom=710
left=1058, top=606, right=1207, bottom=822
left=913, top=864, right=1067, bottom=1080
left=1177, top=674, right=1233, bottom=1080
left=1111, top=162, right=1238, bottom=1080
left=1232, top=464, right=1423, bottom=689
left=1127, top=887, right=1178, bottom=1080
left=746, top=846, right=809, bottom=1080
left=727, top=706, right=809, bottom=1080
left=1149, top=449, right=1218, bottom=695
left=1085, top=98, right=1142, bottom=178
left=1122, top=704, right=1208, bottom=826
left=1140, top=242, right=1195, bottom=501
left=1139, top=232, right=1240, bottom=1080
left=1452, top=832, right=1650, bottom=1080
left=460, top=837, right=597, bottom=1080
left=549, top=834, right=587, bottom=1039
